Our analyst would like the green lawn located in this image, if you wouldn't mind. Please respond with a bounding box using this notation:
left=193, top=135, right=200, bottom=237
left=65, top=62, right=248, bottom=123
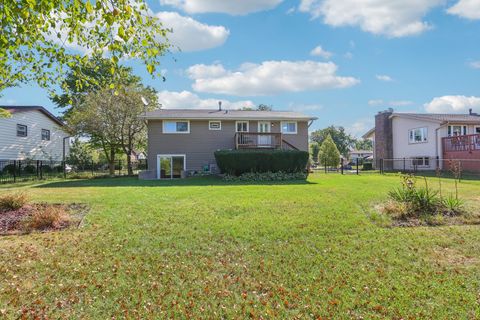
left=1, top=173, right=480, bottom=319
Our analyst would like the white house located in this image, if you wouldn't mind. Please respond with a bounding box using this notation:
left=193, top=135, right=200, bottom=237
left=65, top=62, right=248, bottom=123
left=363, top=109, right=480, bottom=171
left=0, top=106, right=70, bottom=161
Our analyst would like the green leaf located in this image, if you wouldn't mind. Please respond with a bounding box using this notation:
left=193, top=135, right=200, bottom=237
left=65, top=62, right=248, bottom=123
left=85, top=1, right=93, bottom=14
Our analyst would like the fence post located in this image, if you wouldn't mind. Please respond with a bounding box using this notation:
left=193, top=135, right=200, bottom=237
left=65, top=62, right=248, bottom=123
left=63, top=160, right=66, bottom=179
left=118, top=160, right=121, bottom=176
left=91, top=161, right=94, bottom=177
left=36, top=160, right=40, bottom=178
left=13, top=160, right=16, bottom=183
left=356, top=158, right=359, bottom=175
left=324, top=158, right=327, bottom=174
left=40, top=161, right=43, bottom=180
left=436, top=156, right=440, bottom=170
left=380, top=159, right=384, bottom=174
left=341, top=158, right=344, bottom=175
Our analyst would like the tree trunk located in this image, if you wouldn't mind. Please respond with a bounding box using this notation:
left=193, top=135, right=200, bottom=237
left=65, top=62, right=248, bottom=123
left=127, top=150, right=133, bottom=176
left=109, top=148, right=115, bottom=176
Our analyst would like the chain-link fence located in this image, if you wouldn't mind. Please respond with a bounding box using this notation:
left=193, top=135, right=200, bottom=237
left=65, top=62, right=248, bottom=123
left=0, top=159, right=148, bottom=184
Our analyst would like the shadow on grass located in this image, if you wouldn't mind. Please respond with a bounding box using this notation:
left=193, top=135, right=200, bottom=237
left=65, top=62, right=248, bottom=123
left=34, top=176, right=317, bottom=188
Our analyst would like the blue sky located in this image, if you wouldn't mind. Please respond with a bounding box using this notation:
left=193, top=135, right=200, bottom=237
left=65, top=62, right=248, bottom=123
left=1, top=0, right=480, bottom=136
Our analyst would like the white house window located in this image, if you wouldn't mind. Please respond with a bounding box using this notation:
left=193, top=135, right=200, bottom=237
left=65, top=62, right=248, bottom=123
left=448, top=125, right=467, bottom=136
left=408, top=127, right=427, bottom=143
left=17, top=124, right=27, bottom=137
left=41, top=129, right=50, bottom=141
left=412, top=157, right=430, bottom=167
left=281, top=121, right=297, bottom=134
left=209, top=121, right=221, bottom=130
left=163, top=121, right=190, bottom=134
left=236, top=121, right=249, bottom=132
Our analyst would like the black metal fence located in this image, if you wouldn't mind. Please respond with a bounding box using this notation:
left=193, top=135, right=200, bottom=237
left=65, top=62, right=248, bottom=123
left=312, top=157, right=480, bottom=179
left=0, top=159, right=148, bottom=184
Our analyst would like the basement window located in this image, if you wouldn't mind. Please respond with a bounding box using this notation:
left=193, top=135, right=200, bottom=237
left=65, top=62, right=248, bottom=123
left=412, top=157, right=430, bottom=167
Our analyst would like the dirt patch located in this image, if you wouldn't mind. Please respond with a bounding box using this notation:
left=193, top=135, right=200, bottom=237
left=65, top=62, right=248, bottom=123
left=431, top=247, right=480, bottom=268
left=0, top=203, right=89, bottom=235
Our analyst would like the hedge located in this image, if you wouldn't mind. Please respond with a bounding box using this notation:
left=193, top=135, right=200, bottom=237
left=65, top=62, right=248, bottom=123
left=214, top=150, right=309, bottom=176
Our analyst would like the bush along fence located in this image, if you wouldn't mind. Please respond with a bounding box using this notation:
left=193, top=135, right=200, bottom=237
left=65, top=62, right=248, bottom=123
left=0, top=159, right=148, bottom=184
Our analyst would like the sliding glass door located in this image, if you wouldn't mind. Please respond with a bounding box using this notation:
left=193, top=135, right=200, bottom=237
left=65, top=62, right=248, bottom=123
left=158, top=155, right=185, bottom=179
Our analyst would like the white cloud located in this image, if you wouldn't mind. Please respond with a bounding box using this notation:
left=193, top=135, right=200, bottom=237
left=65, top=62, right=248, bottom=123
left=187, top=60, right=359, bottom=96
left=469, top=61, right=480, bottom=69
left=346, top=118, right=374, bottom=138
left=288, top=102, right=324, bottom=112
left=156, top=12, right=229, bottom=52
left=160, top=0, right=282, bottom=15
left=424, top=95, right=480, bottom=113
left=298, top=0, right=443, bottom=37
left=447, top=0, right=480, bottom=20
left=376, top=74, right=394, bottom=82
left=157, top=90, right=255, bottom=109
left=310, top=45, right=333, bottom=59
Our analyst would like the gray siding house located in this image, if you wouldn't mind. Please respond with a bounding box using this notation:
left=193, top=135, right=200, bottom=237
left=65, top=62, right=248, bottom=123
left=141, top=108, right=317, bottom=179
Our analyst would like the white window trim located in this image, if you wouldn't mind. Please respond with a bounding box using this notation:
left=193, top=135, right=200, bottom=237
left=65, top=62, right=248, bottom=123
left=408, top=127, right=428, bottom=144
left=235, top=121, right=249, bottom=132
left=41, top=128, right=51, bottom=141
left=448, top=125, right=467, bottom=136
left=162, top=120, right=190, bottom=134
left=208, top=120, right=222, bottom=131
left=156, top=154, right=186, bottom=179
left=281, top=121, right=298, bottom=134
left=411, top=157, right=430, bottom=167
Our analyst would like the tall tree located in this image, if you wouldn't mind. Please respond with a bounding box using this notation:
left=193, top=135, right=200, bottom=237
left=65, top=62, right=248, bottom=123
left=355, top=139, right=373, bottom=151
left=318, top=135, right=341, bottom=168
left=51, top=57, right=142, bottom=116
left=67, top=88, right=122, bottom=175
left=310, top=142, right=320, bottom=163
left=311, top=126, right=355, bottom=156
left=1, top=0, right=170, bottom=95
left=256, top=104, right=273, bottom=111
left=115, top=85, right=158, bottom=175
left=0, top=109, right=11, bottom=118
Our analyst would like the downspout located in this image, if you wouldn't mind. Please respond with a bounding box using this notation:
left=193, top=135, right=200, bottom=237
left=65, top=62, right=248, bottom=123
left=435, top=121, right=449, bottom=159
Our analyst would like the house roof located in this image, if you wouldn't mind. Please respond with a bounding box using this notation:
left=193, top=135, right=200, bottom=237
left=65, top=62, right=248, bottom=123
left=141, top=109, right=318, bottom=121
left=390, top=112, right=480, bottom=123
left=0, top=105, right=65, bottom=127
left=362, top=127, right=375, bottom=139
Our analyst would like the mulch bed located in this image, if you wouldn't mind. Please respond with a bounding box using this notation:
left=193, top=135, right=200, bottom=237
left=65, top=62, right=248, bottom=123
left=0, top=203, right=89, bottom=235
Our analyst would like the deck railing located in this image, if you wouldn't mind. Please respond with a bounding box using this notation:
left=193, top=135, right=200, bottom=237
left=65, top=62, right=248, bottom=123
left=235, top=132, right=282, bottom=149
left=443, top=133, right=480, bottom=153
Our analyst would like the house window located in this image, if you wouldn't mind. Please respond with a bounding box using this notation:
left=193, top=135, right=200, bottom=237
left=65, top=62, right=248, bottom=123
left=408, top=127, right=427, bottom=143
left=209, top=121, right=221, bottom=130
left=448, top=125, right=467, bottom=136
left=41, top=129, right=50, bottom=141
left=281, top=121, right=297, bottom=134
left=236, top=121, right=249, bottom=132
left=16, top=124, right=27, bottom=137
left=163, top=121, right=190, bottom=134
left=412, top=157, right=430, bottom=167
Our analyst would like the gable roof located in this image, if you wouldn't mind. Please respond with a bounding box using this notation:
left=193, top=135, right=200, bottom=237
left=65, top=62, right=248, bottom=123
left=141, top=109, right=318, bottom=121
left=390, top=112, right=480, bottom=123
left=0, top=105, right=65, bottom=127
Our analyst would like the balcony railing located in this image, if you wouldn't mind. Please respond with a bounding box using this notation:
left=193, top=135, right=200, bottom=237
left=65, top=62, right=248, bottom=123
left=235, top=132, right=282, bottom=149
left=443, top=133, right=480, bottom=153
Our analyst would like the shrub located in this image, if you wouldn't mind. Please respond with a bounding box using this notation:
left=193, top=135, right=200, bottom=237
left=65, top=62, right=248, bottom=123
left=362, top=163, right=373, bottom=170
left=223, top=171, right=308, bottom=182
left=0, top=192, right=29, bottom=211
left=2, top=164, right=16, bottom=175
left=214, top=150, right=309, bottom=176
left=21, top=206, right=70, bottom=231
left=442, top=194, right=464, bottom=215
left=23, top=164, right=36, bottom=174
